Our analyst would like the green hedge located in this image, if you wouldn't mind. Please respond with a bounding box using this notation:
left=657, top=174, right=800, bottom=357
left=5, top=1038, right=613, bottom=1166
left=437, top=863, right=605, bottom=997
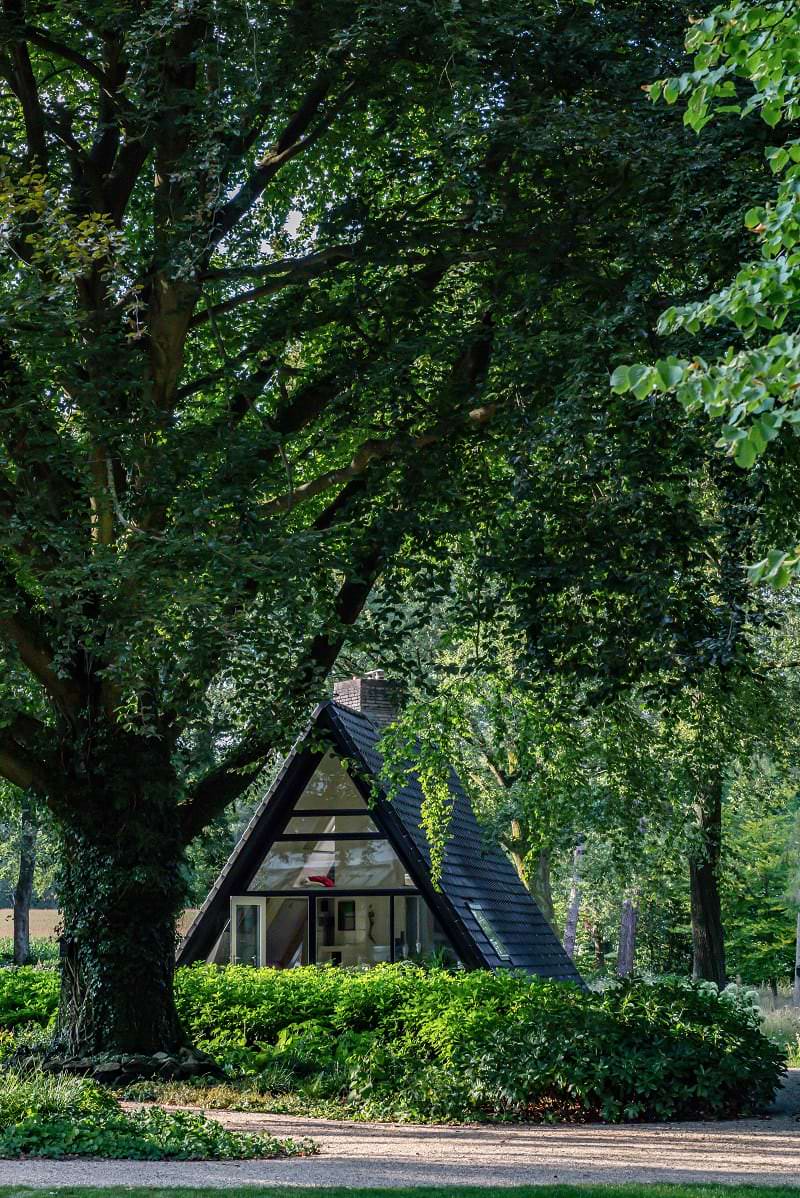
left=0, top=963, right=785, bottom=1123
left=174, top=965, right=786, bottom=1122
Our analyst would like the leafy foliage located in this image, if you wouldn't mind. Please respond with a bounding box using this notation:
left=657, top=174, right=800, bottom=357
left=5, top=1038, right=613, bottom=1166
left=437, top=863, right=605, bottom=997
left=613, top=0, right=800, bottom=580
left=0, top=1065, right=313, bottom=1159
left=0, top=965, right=58, bottom=1029
left=170, top=964, right=784, bottom=1123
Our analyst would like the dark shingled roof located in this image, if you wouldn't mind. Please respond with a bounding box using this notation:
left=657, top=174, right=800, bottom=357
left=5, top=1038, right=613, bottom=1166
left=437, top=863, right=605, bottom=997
left=326, top=701, right=581, bottom=981
left=179, top=699, right=582, bottom=984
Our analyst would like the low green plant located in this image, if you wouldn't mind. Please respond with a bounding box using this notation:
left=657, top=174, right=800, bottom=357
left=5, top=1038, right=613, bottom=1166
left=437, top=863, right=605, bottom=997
left=0, top=966, right=58, bottom=1031
left=2, top=963, right=786, bottom=1125
left=172, top=965, right=785, bottom=1123
left=0, top=1067, right=315, bottom=1159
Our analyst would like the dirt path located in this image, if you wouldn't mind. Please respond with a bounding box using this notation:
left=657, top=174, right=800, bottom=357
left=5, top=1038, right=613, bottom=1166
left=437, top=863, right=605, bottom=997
left=0, top=1072, right=797, bottom=1189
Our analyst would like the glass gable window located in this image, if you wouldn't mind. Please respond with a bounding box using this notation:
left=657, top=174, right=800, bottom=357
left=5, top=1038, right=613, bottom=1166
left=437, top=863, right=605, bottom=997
left=315, top=895, right=392, bottom=966
left=220, top=749, right=461, bottom=970
left=249, top=837, right=411, bottom=890
left=295, top=754, right=369, bottom=810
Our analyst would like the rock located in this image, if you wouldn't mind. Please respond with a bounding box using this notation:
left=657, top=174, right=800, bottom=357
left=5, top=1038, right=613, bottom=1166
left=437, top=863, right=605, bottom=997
left=93, top=1060, right=123, bottom=1076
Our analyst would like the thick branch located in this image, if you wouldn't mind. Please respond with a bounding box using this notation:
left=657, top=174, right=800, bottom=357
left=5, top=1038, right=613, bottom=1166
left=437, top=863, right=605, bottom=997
left=2, top=3, right=47, bottom=167
left=208, top=73, right=346, bottom=250
left=0, top=714, right=51, bottom=792
left=22, top=24, right=105, bottom=82
left=0, top=611, right=80, bottom=715
left=260, top=403, right=496, bottom=517
left=179, top=538, right=387, bottom=842
left=191, top=245, right=359, bottom=328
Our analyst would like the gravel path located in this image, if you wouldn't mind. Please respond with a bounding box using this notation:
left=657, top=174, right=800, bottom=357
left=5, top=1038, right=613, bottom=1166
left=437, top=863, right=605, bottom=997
left=0, top=1071, right=796, bottom=1189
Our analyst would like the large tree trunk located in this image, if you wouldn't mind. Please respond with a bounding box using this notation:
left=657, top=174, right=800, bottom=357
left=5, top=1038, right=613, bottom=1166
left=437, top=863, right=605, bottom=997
left=53, top=734, right=188, bottom=1058
left=617, top=895, right=638, bottom=978
left=793, top=910, right=800, bottom=1007
left=562, top=838, right=585, bottom=960
left=689, top=774, right=727, bottom=988
left=13, top=792, right=37, bottom=966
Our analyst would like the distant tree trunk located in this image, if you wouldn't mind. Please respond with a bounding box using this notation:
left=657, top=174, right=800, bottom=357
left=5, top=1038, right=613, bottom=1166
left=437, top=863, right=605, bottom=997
left=508, top=822, right=555, bottom=928
left=13, top=793, right=38, bottom=966
left=689, top=772, right=726, bottom=988
left=793, top=911, right=800, bottom=1007
left=617, top=895, right=638, bottom=977
left=563, top=838, right=585, bottom=960
left=592, top=923, right=606, bottom=970
left=531, top=849, right=555, bottom=927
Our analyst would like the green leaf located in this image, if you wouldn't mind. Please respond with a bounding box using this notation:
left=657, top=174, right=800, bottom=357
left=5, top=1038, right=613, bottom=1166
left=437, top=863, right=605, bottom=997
left=734, top=438, right=758, bottom=468
left=610, top=365, right=631, bottom=394
left=762, top=101, right=782, bottom=127
left=655, top=359, right=685, bottom=389
left=744, top=207, right=766, bottom=229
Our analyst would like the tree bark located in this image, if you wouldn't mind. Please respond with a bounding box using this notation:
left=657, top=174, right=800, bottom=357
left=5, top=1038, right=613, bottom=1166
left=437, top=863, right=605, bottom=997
left=52, top=733, right=188, bottom=1057
left=793, top=910, right=800, bottom=1007
left=531, top=849, right=555, bottom=928
left=13, top=791, right=37, bottom=966
left=689, top=773, right=727, bottom=988
left=616, top=895, right=638, bottom=977
left=508, top=819, right=555, bottom=928
left=562, top=838, right=585, bottom=960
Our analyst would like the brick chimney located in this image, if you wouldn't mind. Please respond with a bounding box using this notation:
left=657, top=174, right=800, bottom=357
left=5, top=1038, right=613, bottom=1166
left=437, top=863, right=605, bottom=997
left=332, top=670, right=401, bottom=728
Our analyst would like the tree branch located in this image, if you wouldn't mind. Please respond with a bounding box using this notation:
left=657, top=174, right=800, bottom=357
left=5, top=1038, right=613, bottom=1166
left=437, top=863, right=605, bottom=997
left=179, top=535, right=388, bottom=843
left=0, top=713, right=51, bottom=792
left=260, top=403, right=496, bottom=518
left=191, top=245, right=359, bottom=328
left=2, top=3, right=48, bottom=167
left=22, top=24, right=105, bottom=83
left=0, top=609, right=80, bottom=716
left=208, top=73, right=349, bottom=250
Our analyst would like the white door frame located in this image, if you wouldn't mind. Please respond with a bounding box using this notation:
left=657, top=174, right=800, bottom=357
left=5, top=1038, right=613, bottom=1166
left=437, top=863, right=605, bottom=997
left=230, top=895, right=266, bottom=966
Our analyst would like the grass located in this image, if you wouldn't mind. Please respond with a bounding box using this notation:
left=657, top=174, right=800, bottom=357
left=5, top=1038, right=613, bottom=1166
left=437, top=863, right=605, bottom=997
left=759, top=1004, right=800, bottom=1066
left=119, top=1076, right=351, bottom=1120
left=1, top=1188, right=800, bottom=1198
left=0, top=938, right=59, bottom=965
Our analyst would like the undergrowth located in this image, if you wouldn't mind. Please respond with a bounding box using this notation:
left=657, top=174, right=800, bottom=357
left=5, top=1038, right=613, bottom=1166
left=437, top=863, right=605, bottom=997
left=0, top=963, right=788, bottom=1125
left=0, top=1067, right=315, bottom=1159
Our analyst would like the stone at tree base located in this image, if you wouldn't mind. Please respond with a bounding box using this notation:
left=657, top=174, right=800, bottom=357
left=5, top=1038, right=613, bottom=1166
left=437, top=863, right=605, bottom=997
left=20, top=1045, right=223, bottom=1085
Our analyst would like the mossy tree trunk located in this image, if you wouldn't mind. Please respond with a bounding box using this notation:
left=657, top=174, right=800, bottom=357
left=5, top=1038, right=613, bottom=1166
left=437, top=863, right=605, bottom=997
left=52, top=734, right=188, bottom=1058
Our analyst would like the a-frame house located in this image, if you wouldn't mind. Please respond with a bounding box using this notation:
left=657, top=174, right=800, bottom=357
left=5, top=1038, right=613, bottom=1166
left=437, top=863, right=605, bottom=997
left=179, top=675, right=581, bottom=982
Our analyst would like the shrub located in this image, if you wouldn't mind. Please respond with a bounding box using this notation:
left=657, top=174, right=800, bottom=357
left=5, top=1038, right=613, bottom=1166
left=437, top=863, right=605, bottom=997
left=0, top=1067, right=315, bottom=1159
left=173, top=964, right=785, bottom=1123
left=0, top=967, right=59, bottom=1031
left=0, top=963, right=785, bottom=1124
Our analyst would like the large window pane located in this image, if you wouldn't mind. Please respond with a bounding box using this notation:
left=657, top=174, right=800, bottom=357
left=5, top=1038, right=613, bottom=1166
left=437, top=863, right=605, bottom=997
left=395, top=895, right=458, bottom=964
left=265, top=897, right=309, bottom=967
left=295, top=753, right=369, bottom=810
left=283, top=813, right=379, bottom=835
left=315, top=895, right=391, bottom=966
left=250, top=838, right=412, bottom=890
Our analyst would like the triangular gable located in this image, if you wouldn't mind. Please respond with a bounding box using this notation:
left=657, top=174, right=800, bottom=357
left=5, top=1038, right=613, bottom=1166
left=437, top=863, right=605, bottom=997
left=179, top=701, right=582, bottom=985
